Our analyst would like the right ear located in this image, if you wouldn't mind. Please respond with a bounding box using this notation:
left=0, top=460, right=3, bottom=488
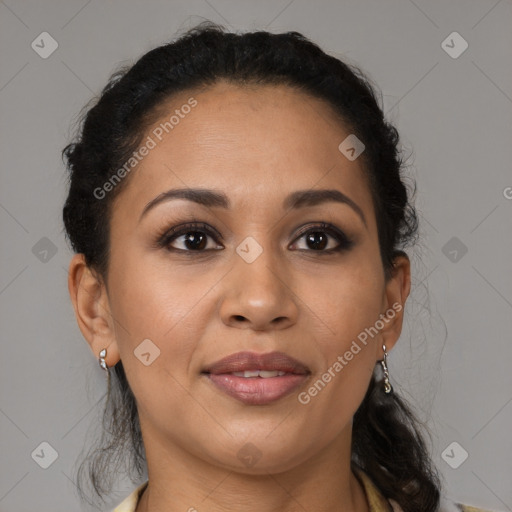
left=67, top=254, right=120, bottom=368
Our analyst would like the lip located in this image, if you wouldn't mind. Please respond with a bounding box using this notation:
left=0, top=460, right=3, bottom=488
left=202, top=351, right=310, bottom=405
left=203, top=350, right=310, bottom=375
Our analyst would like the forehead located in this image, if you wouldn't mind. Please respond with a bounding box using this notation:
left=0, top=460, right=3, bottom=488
left=113, top=81, right=375, bottom=223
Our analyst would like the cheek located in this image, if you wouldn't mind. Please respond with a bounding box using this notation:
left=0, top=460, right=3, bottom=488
left=293, top=260, right=383, bottom=408
left=107, top=251, right=217, bottom=382
left=300, top=261, right=384, bottom=347
left=108, top=263, right=211, bottom=422
left=295, top=271, right=381, bottom=435
left=110, top=246, right=211, bottom=330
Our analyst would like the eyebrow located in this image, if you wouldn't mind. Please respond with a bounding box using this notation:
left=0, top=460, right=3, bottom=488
left=139, top=187, right=367, bottom=227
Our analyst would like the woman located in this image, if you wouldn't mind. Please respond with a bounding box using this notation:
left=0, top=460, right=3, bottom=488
left=63, top=22, right=493, bottom=512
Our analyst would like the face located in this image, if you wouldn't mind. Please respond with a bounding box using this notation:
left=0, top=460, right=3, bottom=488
left=69, top=81, right=410, bottom=475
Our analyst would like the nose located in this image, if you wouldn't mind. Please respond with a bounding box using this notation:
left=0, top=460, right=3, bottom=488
left=219, top=245, right=299, bottom=331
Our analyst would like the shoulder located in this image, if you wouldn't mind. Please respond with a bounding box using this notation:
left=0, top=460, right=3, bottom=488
left=393, top=494, right=497, bottom=512
left=354, top=466, right=496, bottom=512
left=114, top=476, right=497, bottom=512
left=430, top=492, right=498, bottom=512
left=111, top=481, right=148, bottom=512
left=453, top=506, right=498, bottom=512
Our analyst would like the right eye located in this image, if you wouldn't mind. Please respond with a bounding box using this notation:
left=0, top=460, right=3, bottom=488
left=156, top=222, right=224, bottom=253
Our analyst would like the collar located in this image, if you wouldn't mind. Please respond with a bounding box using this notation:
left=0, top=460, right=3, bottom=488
left=353, top=467, right=399, bottom=511
left=113, top=469, right=397, bottom=512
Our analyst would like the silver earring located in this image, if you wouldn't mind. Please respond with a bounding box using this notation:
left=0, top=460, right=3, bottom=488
left=380, top=344, right=393, bottom=394
left=99, top=348, right=109, bottom=371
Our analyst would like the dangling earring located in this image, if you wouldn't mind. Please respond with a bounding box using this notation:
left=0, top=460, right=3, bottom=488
left=99, top=348, right=109, bottom=371
left=99, top=348, right=112, bottom=390
left=380, top=344, right=393, bottom=394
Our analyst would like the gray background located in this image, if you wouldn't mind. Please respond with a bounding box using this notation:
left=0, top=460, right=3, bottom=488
left=1, top=1, right=511, bottom=511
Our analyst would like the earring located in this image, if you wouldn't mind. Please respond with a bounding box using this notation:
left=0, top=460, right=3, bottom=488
left=380, top=344, right=393, bottom=394
left=99, top=348, right=109, bottom=371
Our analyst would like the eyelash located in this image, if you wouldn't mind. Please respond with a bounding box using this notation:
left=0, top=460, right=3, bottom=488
left=155, top=221, right=354, bottom=255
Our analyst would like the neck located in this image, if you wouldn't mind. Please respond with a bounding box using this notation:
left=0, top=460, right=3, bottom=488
left=135, top=425, right=369, bottom=512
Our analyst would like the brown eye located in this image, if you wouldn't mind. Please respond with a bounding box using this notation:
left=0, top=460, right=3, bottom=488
left=174, top=231, right=209, bottom=250
left=303, top=231, right=330, bottom=250
left=290, top=223, right=353, bottom=253
left=157, top=223, right=223, bottom=252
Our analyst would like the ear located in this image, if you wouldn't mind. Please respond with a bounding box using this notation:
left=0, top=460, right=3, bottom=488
left=377, top=251, right=411, bottom=359
left=67, top=254, right=120, bottom=368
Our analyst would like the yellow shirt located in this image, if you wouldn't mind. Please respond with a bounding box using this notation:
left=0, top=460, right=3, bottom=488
left=111, top=469, right=495, bottom=512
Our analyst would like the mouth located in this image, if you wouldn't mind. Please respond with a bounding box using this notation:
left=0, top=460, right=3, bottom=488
left=201, top=351, right=310, bottom=405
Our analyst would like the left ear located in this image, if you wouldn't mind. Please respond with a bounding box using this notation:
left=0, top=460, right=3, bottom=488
left=378, top=251, right=411, bottom=357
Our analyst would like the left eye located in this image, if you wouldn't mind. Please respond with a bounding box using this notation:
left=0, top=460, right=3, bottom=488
left=290, top=224, right=352, bottom=252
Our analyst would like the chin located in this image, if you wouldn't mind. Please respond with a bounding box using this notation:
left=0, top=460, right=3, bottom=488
left=208, top=436, right=317, bottom=476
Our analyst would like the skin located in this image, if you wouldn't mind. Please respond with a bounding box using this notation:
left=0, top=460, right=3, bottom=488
left=68, top=81, right=411, bottom=512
